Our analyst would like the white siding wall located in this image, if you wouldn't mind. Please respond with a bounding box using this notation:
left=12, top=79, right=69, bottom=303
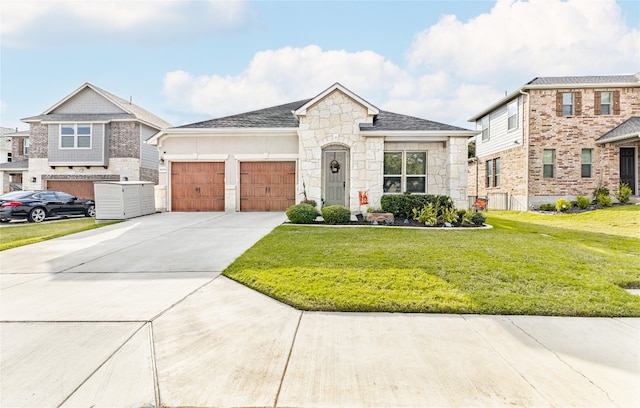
left=476, top=96, right=524, bottom=157
left=140, top=125, right=159, bottom=169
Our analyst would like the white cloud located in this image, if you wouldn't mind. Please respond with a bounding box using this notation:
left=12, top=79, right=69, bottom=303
left=407, top=0, right=640, bottom=85
left=163, top=45, right=406, bottom=117
left=1, top=0, right=252, bottom=48
left=162, top=0, right=640, bottom=128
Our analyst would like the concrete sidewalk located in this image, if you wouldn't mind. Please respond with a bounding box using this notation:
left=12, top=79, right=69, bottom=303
left=1, top=212, right=638, bottom=407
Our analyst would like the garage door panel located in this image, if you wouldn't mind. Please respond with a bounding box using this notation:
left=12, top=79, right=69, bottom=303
left=46, top=181, right=97, bottom=200
left=171, top=162, right=225, bottom=212
left=240, top=161, right=295, bottom=212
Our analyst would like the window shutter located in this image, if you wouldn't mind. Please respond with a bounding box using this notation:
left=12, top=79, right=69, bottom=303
left=574, top=92, right=582, bottom=116
left=594, top=91, right=601, bottom=115
left=555, top=92, right=563, bottom=116
left=613, top=90, right=620, bottom=115
left=18, top=138, right=23, bottom=153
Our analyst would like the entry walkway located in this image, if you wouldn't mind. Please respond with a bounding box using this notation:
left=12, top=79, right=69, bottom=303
left=1, top=212, right=638, bottom=407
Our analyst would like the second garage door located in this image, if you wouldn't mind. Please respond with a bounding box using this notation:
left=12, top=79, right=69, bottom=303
left=240, top=161, right=295, bottom=211
left=171, top=162, right=225, bottom=211
left=46, top=180, right=97, bottom=200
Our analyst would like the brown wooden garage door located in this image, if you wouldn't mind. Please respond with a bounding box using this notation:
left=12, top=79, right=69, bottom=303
left=240, top=161, right=295, bottom=211
left=46, top=180, right=96, bottom=200
left=171, top=162, right=225, bottom=211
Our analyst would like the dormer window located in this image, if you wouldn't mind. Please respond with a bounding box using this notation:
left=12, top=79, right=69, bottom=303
left=60, top=124, right=91, bottom=149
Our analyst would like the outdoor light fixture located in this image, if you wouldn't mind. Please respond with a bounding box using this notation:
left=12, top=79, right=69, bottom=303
left=31, top=177, right=36, bottom=183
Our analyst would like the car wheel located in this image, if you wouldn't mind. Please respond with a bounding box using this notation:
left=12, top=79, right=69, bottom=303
left=28, top=207, right=47, bottom=223
left=86, top=205, right=96, bottom=218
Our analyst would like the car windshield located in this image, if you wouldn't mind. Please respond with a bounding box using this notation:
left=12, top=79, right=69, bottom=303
left=0, top=191, right=32, bottom=200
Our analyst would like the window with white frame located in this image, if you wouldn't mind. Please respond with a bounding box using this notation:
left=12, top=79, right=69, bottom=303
left=599, top=92, right=612, bottom=115
left=507, top=101, right=518, bottom=130
left=383, top=151, right=427, bottom=193
left=23, top=139, right=30, bottom=155
left=562, top=93, right=574, bottom=116
left=543, top=149, right=555, bottom=178
left=480, top=116, right=490, bottom=141
left=60, top=123, right=91, bottom=149
left=581, top=149, right=592, bottom=178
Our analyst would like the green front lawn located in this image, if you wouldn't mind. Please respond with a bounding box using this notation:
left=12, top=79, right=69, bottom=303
left=0, top=218, right=120, bottom=251
left=224, top=205, right=640, bottom=316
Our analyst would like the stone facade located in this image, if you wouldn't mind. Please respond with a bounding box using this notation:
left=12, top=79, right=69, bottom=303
left=297, top=90, right=379, bottom=211
left=296, top=89, right=469, bottom=211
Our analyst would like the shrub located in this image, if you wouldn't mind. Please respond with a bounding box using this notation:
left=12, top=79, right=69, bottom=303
left=412, top=203, right=437, bottom=226
left=458, top=209, right=474, bottom=226
left=381, top=193, right=453, bottom=219
left=300, top=199, right=317, bottom=208
left=615, top=183, right=632, bottom=204
left=539, top=203, right=555, bottom=211
left=440, top=206, right=459, bottom=225
left=596, top=194, right=612, bottom=207
left=286, top=204, right=319, bottom=224
left=555, top=199, right=572, bottom=212
left=471, top=212, right=486, bottom=226
left=593, top=184, right=610, bottom=207
left=321, top=205, right=351, bottom=224
left=575, top=196, right=591, bottom=209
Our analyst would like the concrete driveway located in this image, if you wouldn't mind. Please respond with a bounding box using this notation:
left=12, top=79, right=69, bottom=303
left=0, top=212, right=638, bottom=407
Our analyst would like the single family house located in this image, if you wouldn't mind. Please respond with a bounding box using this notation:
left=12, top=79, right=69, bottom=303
left=468, top=74, right=640, bottom=210
left=16, top=83, right=172, bottom=199
left=148, top=83, right=476, bottom=213
left=0, top=127, right=30, bottom=193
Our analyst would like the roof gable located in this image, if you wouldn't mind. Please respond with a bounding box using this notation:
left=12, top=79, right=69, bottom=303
left=23, top=83, right=172, bottom=130
left=294, top=83, right=379, bottom=117
left=596, top=117, right=640, bottom=144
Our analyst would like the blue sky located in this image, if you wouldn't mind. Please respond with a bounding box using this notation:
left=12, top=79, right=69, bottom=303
left=1, top=0, right=639, bottom=131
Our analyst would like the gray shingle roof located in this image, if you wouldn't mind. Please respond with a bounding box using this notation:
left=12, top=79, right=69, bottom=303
left=527, top=75, right=640, bottom=85
left=176, top=99, right=471, bottom=132
left=361, top=111, right=470, bottom=132
left=596, top=117, right=640, bottom=143
left=0, top=159, right=29, bottom=170
left=177, top=100, right=309, bottom=129
left=21, top=113, right=137, bottom=122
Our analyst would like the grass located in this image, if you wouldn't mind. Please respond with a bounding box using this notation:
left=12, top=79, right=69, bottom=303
left=0, top=218, right=120, bottom=251
left=224, top=205, right=640, bottom=316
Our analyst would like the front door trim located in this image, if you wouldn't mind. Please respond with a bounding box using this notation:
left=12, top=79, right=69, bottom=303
left=322, top=145, right=350, bottom=207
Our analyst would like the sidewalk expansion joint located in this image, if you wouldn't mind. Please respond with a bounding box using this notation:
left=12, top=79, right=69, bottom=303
left=273, top=310, right=304, bottom=408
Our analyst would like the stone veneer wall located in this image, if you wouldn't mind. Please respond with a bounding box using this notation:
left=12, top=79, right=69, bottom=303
left=527, top=87, right=640, bottom=202
left=297, top=89, right=379, bottom=212
left=23, top=158, right=141, bottom=190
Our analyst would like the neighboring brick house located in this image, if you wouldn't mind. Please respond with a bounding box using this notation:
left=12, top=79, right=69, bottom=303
left=16, top=83, right=171, bottom=199
left=468, top=74, right=640, bottom=210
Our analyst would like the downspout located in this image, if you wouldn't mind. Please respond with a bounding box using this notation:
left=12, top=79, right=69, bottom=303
left=519, top=89, right=530, bottom=210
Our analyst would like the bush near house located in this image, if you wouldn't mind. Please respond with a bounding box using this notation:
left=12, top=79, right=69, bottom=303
left=286, top=204, right=319, bottom=224
left=576, top=196, right=591, bottom=209
left=555, top=199, right=572, bottom=212
left=616, top=183, right=632, bottom=204
left=539, top=203, right=555, bottom=211
left=321, top=205, right=351, bottom=224
left=381, top=193, right=453, bottom=219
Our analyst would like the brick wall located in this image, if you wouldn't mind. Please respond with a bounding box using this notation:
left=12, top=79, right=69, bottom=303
left=527, top=87, right=640, bottom=197
left=29, top=123, right=48, bottom=158
left=110, top=122, right=140, bottom=158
